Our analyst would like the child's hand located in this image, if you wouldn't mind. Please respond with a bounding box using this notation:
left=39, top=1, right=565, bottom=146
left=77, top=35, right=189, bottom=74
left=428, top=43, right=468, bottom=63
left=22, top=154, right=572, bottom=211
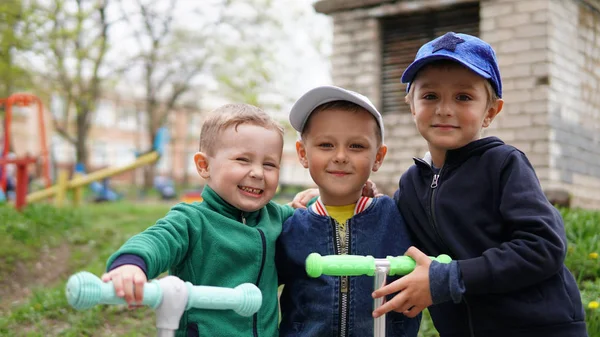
left=290, top=188, right=319, bottom=208
left=372, top=247, right=433, bottom=318
left=362, top=180, right=383, bottom=198
left=102, top=265, right=147, bottom=307
left=289, top=181, right=381, bottom=208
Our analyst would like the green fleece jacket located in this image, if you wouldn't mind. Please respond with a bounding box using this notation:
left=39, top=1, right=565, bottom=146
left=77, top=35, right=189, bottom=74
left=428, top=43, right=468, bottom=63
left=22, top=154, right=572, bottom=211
left=106, top=185, right=294, bottom=337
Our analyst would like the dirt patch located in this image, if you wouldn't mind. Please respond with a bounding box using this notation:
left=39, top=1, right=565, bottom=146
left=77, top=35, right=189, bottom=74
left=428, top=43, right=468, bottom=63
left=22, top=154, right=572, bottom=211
left=0, top=243, right=71, bottom=310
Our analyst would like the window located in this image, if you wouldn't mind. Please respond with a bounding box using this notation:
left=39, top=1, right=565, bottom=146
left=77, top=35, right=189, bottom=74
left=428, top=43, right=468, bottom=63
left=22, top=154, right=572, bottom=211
left=94, top=100, right=116, bottom=127
left=380, top=3, right=480, bottom=115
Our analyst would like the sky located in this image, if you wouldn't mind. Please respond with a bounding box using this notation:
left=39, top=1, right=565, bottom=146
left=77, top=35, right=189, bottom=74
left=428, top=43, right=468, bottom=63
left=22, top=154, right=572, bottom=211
left=109, top=0, right=334, bottom=116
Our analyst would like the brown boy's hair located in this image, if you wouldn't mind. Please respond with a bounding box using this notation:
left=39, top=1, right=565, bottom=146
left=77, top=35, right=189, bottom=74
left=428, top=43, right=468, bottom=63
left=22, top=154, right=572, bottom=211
left=199, top=103, right=284, bottom=155
left=301, top=100, right=383, bottom=145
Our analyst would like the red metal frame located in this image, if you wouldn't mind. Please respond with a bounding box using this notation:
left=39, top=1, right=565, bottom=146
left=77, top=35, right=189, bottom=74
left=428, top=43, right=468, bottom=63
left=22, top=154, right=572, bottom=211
left=0, top=156, right=36, bottom=210
left=0, top=93, right=51, bottom=194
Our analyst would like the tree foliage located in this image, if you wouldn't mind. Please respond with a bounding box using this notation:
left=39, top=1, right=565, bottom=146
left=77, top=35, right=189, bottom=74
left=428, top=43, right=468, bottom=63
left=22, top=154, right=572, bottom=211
left=118, top=0, right=288, bottom=188
left=0, top=0, right=35, bottom=99
left=31, top=0, right=111, bottom=166
left=0, top=0, right=326, bottom=185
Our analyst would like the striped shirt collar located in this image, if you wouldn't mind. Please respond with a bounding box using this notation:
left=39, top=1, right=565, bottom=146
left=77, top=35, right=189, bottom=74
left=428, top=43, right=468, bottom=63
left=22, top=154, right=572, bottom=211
left=310, top=196, right=373, bottom=217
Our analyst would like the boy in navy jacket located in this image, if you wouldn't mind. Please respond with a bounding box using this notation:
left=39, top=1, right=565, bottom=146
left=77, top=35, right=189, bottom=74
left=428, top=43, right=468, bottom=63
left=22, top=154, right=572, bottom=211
left=372, top=32, right=587, bottom=337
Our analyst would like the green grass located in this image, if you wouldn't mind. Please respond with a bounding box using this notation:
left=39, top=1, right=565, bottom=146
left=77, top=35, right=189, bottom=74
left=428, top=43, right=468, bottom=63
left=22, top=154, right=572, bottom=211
left=0, top=202, right=598, bottom=336
left=0, top=202, right=171, bottom=336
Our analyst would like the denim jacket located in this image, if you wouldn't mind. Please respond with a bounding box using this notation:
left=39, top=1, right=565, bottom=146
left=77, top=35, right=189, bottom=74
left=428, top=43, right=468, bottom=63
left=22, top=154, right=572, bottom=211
left=276, top=196, right=420, bottom=337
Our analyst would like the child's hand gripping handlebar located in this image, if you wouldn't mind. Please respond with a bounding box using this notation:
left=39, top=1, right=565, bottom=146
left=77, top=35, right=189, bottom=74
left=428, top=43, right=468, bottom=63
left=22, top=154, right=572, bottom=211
left=66, top=271, right=262, bottom=336
left=305, top=253, right=452, bottom=337
left=305, top=253, right=452, bottom=278
left=66, top=271, right=262, bottom=316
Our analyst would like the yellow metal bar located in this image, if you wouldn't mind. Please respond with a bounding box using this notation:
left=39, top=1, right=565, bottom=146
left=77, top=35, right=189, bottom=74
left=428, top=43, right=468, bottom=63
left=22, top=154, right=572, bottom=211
left=26, top=151, right=160, bottom=203
left=72, top=173, right=84, bottom=207
left=55, top=170, right=69, bottom=207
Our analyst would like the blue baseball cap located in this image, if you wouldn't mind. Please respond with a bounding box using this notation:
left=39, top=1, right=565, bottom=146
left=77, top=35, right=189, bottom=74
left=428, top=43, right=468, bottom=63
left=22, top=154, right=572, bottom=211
left=401, top=32, right=502, bottom=98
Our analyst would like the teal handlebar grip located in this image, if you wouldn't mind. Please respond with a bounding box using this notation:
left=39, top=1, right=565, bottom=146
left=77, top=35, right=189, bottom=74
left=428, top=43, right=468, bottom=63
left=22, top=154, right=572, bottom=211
left=388, top=254, right=452, bottom=276
left=306, top=253, right=376, bottom=278
left=66, top=271, right=162, bottom=310
left=66, top=271, right=263, bottom=317
left=185, top=283, right=262, bottom=317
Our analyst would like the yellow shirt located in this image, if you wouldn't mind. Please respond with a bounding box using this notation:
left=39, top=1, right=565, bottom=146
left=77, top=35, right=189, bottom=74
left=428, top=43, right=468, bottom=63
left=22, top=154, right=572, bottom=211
left=324, top=203, right=355, bottom=249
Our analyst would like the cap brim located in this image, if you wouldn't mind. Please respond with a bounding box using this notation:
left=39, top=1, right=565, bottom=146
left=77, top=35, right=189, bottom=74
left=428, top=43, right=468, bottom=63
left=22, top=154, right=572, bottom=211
left=401, top=54, right=492, bottom=84
left=289, top=86, right=381, bottom=133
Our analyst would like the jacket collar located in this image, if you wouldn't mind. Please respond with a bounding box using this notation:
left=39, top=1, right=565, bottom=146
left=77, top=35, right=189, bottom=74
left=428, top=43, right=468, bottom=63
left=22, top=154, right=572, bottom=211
left=310, top=196, right=373, bottom=217
left=414, top=136, right=505, bottom=169
left=201, top=185, right=260, bottom=223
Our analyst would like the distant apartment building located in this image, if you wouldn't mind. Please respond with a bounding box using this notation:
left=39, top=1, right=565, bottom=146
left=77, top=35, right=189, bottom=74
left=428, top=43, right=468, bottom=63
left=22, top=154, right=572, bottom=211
left=5, top=92, right=313, bottom=188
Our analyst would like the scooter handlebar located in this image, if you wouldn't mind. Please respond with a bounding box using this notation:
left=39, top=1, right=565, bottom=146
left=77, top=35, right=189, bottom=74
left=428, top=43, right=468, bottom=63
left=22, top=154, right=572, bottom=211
left=305, top=253, right=452, bottom=278
left=66, top=271, right=262, bottom=317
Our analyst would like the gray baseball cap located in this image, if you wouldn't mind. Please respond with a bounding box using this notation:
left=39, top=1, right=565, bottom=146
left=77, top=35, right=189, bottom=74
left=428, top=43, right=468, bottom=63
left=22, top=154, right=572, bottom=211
left=289, top=85, right=384, bottom=142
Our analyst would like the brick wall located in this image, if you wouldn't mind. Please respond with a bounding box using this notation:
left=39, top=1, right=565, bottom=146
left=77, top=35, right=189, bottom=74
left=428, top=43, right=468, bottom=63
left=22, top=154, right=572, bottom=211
left=545, top=0, right=600, bottom=208
left=316, top=0, right=600, bottom=208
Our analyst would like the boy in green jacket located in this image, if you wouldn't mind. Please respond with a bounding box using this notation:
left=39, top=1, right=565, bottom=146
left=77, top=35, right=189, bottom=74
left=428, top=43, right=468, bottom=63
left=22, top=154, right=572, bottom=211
left=102, top=103, right=296, bottom=337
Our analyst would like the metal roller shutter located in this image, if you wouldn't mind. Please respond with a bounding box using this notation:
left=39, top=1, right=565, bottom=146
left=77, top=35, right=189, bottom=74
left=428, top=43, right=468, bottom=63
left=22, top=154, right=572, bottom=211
left=380, top=2, right=480, bottom=115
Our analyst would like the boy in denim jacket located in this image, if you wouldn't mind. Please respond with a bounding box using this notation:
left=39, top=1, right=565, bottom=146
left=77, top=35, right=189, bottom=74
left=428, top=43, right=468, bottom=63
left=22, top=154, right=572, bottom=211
left=276, top=86, right=420, bottom=337
left=372, top=32, right=587, bottom=337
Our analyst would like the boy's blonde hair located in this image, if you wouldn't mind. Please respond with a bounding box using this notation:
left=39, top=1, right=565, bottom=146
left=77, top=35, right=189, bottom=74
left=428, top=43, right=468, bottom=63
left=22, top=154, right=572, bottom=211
left=199, top=103, right=284, bottom=155
left=404, top=60, right=499, bottom=107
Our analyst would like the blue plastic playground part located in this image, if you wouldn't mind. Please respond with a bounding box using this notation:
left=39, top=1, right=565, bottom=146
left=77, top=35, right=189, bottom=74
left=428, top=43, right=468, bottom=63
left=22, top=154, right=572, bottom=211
left=75, top=163, right=120, bottom=202
left=89, top=180, right=120, bottom=202
left=153, top=127, right=169, bottom=156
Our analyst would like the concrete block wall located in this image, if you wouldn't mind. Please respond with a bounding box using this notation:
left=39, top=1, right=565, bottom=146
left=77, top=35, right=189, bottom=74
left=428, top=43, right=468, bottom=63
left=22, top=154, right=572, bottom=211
left=545, top=0, right=600, bottom=208
left=480, top=0, right=551, bottom=171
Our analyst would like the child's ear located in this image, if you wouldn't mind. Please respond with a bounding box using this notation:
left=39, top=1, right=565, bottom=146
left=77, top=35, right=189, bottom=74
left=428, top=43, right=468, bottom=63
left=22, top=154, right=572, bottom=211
left=406, top=95, right=417, bottom=123
left=372, top=144, right=388, bottom=172
left=483, top=99, right=504, bottom=128
left=296, top=140, right=309, bottom=168
left=194, top=152, right=210, bottom=179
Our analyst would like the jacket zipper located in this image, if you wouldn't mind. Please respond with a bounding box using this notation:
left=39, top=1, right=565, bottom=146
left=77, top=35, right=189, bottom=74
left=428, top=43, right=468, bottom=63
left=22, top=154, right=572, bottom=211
left=429, top=169, right=452, bottom=254
left=242, top=213, right=266, bottom=337
left=429, top=171, right=475, bottom=337
left=253, top=228, right=266, bottom=337
left=332, top=219, right=350, bottom=337
left=464, top=297, right=475, bottom=337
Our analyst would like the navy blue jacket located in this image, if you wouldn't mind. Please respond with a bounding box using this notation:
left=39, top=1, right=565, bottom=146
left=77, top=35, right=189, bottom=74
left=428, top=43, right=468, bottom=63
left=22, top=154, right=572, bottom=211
left=396, top=137, right=587, bottom=337
left=276, top=196, right=420, bottom=337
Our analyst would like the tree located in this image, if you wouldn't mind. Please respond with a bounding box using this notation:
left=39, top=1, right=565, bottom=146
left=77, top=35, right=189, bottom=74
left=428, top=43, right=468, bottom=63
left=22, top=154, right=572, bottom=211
left=0, top=0, right=35, bottom=99
left=118, top=0, right=288, bottom=189
left=31, top=0, right=111, bottom=167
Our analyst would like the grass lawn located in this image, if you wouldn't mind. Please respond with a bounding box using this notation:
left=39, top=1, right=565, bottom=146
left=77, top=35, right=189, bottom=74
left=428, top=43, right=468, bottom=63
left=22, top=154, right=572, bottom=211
left=0, top=202, right=598, bottom=336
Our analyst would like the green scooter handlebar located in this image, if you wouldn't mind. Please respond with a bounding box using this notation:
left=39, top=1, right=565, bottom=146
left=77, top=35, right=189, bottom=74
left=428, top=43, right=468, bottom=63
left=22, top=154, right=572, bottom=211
left=305, top=253, right=452, bottom=278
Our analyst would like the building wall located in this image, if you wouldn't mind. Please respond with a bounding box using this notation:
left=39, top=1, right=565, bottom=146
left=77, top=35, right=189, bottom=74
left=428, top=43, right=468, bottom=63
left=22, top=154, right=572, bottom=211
left=5, top=94, right=312, bottom=190
left=316, top=0, right=600, bottom=208
left=546, top=0, right=600, bottom=208
left=474, top=0, right=600, bottom=208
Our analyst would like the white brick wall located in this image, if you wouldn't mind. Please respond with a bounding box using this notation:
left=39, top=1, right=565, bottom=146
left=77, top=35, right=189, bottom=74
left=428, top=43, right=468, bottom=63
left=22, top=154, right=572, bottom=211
left=319, top=0, right=600, bottom=208
left=546, top=0, right=600, bottom=208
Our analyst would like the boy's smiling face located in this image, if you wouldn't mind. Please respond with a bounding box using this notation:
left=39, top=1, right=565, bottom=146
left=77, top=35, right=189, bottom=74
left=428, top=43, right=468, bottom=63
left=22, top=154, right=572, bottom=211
left=297, top=108, right=387, bottom=206
left=409, top=64, right=503, bottom=167
left=194, top=124, right=283, bottom=212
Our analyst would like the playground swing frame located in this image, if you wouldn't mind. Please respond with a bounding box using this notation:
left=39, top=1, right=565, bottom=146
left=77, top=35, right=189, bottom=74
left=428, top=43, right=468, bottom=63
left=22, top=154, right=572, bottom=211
left=0, top=93, right=52, bottom=209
